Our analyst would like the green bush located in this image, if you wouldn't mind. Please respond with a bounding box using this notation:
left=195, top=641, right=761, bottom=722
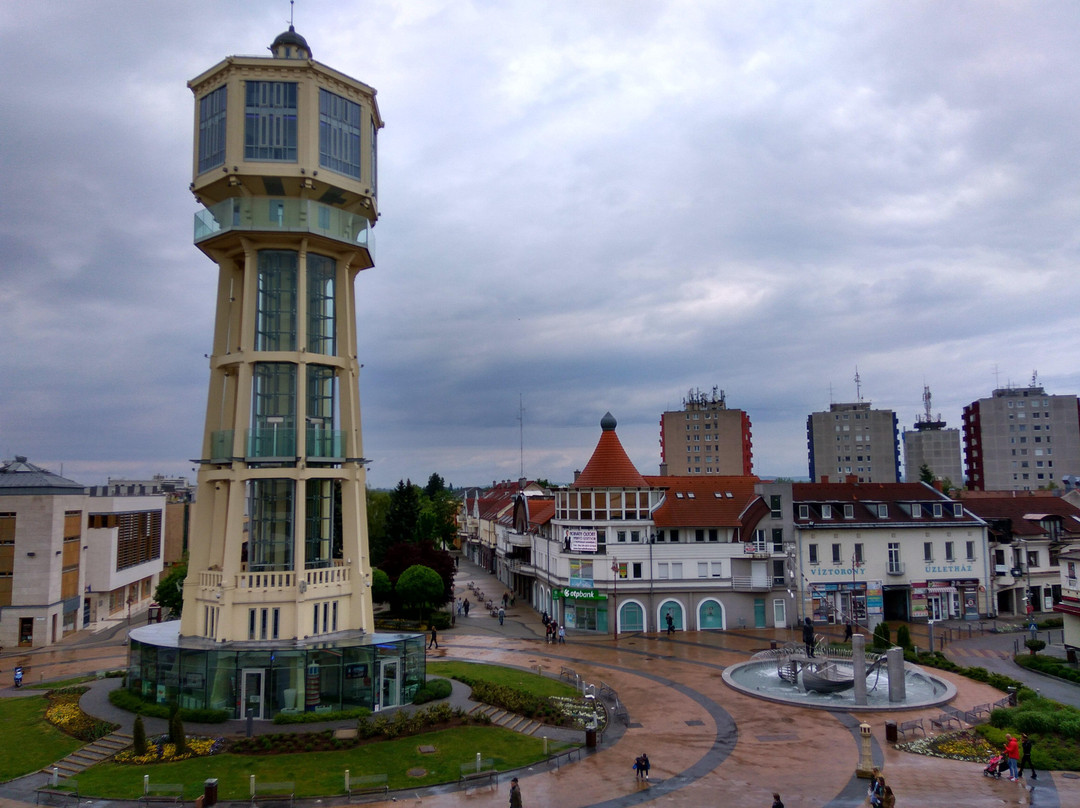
left=132, top=715, right=146, bottom=756
left=872, top=622, right=891, bottom=650
left=895, top=624, right=912, bottom=651
left=429, top=612, right=452, bottom=630
left=107, top=689, right=230, bottom=723
left=272, top=706, right=372, bottom=725
left=1015, top=654, right=1080, bottom=685
left=413, top=678, right=452, bottom=704
left=1025, top=639, right=1047, bottom=655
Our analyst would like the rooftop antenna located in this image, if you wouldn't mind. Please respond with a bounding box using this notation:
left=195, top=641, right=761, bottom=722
left=993, top=364, right=1000, bottom=390
left=517, top=393, right=525, bottom=479
left=923, top=385, right=933, bottom=422
left=289, top=0, right=295, bottom=27
left=828, top=382, right=835, bottom=406
left=854, top=367, right=863, bottom=403
left=1031, top=369, right=1039, bottom=388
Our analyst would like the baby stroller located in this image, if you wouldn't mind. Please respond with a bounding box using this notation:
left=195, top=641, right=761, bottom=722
left=983, top=753, right=1008, bottom=778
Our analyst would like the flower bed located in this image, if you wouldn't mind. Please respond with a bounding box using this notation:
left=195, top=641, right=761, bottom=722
left=45, top=688, right=118, bottom=742
left=114, top=735, right=226, bottom=765
left=897, top=730, right=995, bottom=762
left=549, top=696, right=606, bottom=730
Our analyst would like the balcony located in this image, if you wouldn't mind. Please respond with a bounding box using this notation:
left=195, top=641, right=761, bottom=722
left=995, top=564, right=1010, bottom=577
left=507, top=533, right=531, bottom=548
left=246, top=425, right=296, bottom=460
left=210, top=430, right=234, bottom=462
left=306, top=428, right=345, bottom=461
left=194, top=196, right=373, bottom=257
left=886, top=561, right=905, bottom=576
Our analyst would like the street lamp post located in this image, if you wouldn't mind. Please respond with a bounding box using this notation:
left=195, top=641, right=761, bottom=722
left=610, top=557, right=619, bottom=637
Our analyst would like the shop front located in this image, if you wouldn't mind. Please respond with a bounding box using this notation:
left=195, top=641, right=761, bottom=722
left=910, top=578, right=981, bottom=621
left=553, top=587, right=608, bottom=633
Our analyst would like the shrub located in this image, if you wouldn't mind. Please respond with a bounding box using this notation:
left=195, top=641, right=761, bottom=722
left=133, top=715, right=147, bottom=756
left=169, top=711, right=187, bottom=756
left=107, top=689, right=230, bottom=723
left=272, top=706, right=371, bottom=724
left=895, top=624, right=912, bottom=651
left=872, top=622, right=891, bottom=650
left=1025, top=639, right=1047, bottom=655
left=413, top=678, right=452, bottom=704
left=429, top=612, right=452, bottom=630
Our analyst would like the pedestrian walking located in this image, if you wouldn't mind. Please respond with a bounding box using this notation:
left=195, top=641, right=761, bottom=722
left=869, top=774, right=884, bottom=807
left=498, top=606, right=505, bottom=626
left=881, top=785, right=895, bottom=808
left=665, top=612, right=675, bottom=635
left=542, top=611, right=550, bottom=628
left=802, top=617, right=816, bottom=657
left=1020, top=733, right=1036, bottom=780
left=633, top=754, right=643, bottom=781
left=843, top=621, right=853, bottom=642
left=464, top=599, right=470, bottom=617
left=14, top=666, right=23, bottom=688
left=771, top=793, right=784, bottom=808
left=428, top=626, right=438, bottom=649
left=558, top=624, right=566, bottom=644
left=1004, top=734, right=1020, bottom=781
left=640, top=752, right=650, bottom=781
left=508, top=776, right=522, bottom=808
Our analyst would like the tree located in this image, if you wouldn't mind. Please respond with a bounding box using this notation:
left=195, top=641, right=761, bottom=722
left=423, top=473, right=447, bottom=500
left=381, top=542, right=455, bottom=603
left=386, top=479, right=421, bottom=545
left=132, top=714, right=147, bottom=756
left=370, top=568, right=392, bottom=604
left=154, top=560, right=188, bottom=618
left=895, top=623, right=912, bottom=651
left=395, top=564, right=445, bottom=621
left=366, top=488, right=391, bottom=564
left=918, top=464, right=934, bottom=485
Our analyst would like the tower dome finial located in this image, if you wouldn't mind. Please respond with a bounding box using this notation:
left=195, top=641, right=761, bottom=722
left=270, top=3, right=311, bottom=60
left=600, top=412, right=617, bottom=431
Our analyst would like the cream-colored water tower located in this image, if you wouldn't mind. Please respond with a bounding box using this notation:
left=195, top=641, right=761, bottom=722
left=127, top=27, right=424, bottom=720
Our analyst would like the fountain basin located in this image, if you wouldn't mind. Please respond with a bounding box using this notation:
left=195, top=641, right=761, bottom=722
left=722, top=658, right=955, bottom=712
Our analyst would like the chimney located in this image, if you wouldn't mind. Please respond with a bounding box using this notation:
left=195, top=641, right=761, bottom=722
left=846, top=474, right=858, bottom=484
left=574, top=470, right=581, bottom=482
left=932, top=480, right=944, bottom=492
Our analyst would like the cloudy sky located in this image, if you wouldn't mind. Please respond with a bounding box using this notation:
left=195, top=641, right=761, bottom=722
left=2, top=1, right=1079, bottom=490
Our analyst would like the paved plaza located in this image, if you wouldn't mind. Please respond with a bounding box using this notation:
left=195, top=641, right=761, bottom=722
left=2, top=557, right=1077, bottom=807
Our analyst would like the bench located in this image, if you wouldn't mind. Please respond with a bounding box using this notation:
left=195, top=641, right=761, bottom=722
left=547, top=747, right=581, bottom=770
left=140, top=783, right=184, bottom=806
left=963, top=703, right=992, bottom=725
left=251, top=781, right=295, bottom=808
left=929, top=712, right=962, bottom=733
left=560, top=666, right=578, bottom=684
left=458, top=759, right=498, bottom=788
left=35, top=787, right=79, bottom=806
left=897, top=718, right=925, bottom=739
left=346, top=773, right=388, bottom=802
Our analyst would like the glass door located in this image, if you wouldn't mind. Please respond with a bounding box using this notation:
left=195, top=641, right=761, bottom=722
left=241, top=669, right=264, bottom=719
left=379, top=660, right=399, bottom=710
left=926, top=595, right=943, bottom=622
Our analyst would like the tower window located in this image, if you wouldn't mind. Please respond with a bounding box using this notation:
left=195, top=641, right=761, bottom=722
left=307, top=254, right=336, bottom=355
left=256, top=251, right=297, bottom=351
left=319, top=89, right=362, bottom=179
left=198, top=85, right=227, bottom=173
left=248, top=479, right=294, bottom=571
left=245, top=81, right=298, bottom=162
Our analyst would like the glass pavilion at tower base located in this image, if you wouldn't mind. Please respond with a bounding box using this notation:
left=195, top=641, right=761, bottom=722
left=128, top=622, right=424, bottom=719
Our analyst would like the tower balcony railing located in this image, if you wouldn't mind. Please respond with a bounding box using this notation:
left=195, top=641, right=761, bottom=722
left=306, top=428, right=345, bottom=460
left=246, top=426, right=297, bottom=459
left=210, top=429, right=234, bottom=462
left=194, top=197, right=373, bottom=251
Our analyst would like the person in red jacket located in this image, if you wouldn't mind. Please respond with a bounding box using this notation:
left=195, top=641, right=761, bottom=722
left=1004, top=735, right=1020, bottom=781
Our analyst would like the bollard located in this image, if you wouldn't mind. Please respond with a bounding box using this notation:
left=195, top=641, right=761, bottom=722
left=144, top=775, right=150, bottom=795
left=345, top=770, right=350, bottom=793
left=476, top=752, right=481, bottom=773
left=543, top=736, right=548, bottom=755
left=246, top=708, right=254, bottom=738
left=250, top=775, right=256, bottom=798
left=51, top=768, right=59, bottom=788
left=204, top=779, right=218, bottom=807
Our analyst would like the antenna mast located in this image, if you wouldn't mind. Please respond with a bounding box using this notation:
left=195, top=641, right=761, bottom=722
left=854, top=367, right=863, bottom=403
left=517, top=393, right=525, bottom=478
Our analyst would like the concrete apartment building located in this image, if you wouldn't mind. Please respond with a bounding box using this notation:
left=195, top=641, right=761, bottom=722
left=807, top=402, right=901, bottom=484
left=659, top=387, right=753, bottom=476
left=962, top=384, right=1080, bottom=491
left=902, top=386, right=963, bottom=485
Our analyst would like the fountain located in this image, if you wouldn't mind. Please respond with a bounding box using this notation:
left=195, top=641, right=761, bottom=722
left=722, top=633, right=955, bottom=712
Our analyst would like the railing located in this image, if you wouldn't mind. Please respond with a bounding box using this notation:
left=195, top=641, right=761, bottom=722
left=194, top=197, right=373, bottom=252
left=304, top=565, right=350, bottom=586
left=306, top=428, right=345, bottom=459
left=246, top=426, right=296, bottom=459
left=210, top=429, right=234, bottom=462
left=236, top=571, right=294, bottom=589
left=199, top=571, right=223, bottom=588
left=887, top=561, right=905, bottom=575
left=1067, top=576, right=1078, bottom=589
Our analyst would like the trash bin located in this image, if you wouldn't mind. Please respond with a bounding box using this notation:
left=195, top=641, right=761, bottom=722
left=884, top=721, right=897, bottom=743
left=1007, top=686, right=1017, bottom=707
left=585, top=728, right=597, bottom=748
left=204, top=779, right=219, bottom=807
left=770, top=640, right=777, bottom=650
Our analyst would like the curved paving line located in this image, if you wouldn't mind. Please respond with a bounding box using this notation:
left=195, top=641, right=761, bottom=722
left=447, top=642, right=737, bottom=808
left=452, top=641, right=891, bottom=808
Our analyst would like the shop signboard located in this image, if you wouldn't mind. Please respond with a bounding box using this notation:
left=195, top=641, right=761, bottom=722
left=568, top=529, right=598, bottom=552
left=552, top=588, right=607, bottom=601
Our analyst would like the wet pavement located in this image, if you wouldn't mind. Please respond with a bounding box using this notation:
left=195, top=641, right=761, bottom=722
left=1, top=555, right=1077, bottom=807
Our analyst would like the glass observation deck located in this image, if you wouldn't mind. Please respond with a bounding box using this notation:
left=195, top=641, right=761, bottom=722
left=194, top=197, right=373, bottom=253
left=208, top=428, right=346, bottom=463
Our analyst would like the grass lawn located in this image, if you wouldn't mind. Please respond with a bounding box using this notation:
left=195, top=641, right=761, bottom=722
left=0, top=695, right=84, bottom=781
left=427, top=661, right=579, bottom=699
left=73, top=726, right=563, bottom=799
